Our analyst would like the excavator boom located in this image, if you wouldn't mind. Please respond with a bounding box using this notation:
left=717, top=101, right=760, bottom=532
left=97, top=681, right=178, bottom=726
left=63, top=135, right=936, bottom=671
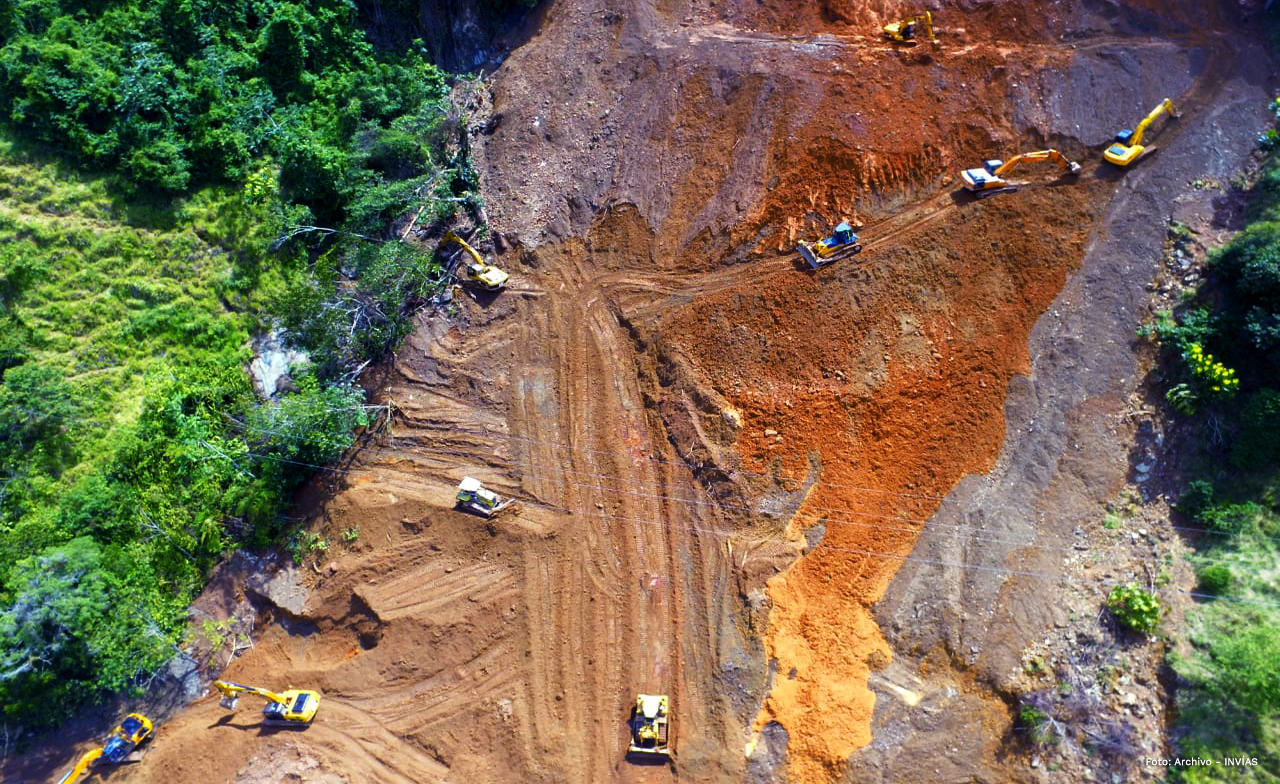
left=55, top=748, right=103, bottom=784
left=961, top=149, right=1081, bottom=196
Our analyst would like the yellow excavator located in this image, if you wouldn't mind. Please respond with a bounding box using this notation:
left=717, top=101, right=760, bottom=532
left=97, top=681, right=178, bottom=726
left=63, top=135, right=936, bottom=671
left=627, top=694, right=671, bottom=759
left=214, top=680, right=321, bottom=727
left=884, top=11, right=937, bottom=44
left=440, top=230, right=509, bottom=291
left=55, top=713, right=154, bottom=784
left=1104, top=98, right=1177, bottom=166
left=960, top=149, right=1082, bottom=197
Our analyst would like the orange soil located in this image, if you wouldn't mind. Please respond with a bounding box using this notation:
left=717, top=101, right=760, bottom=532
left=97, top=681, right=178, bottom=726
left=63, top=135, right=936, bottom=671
left=664, top=181, right=1108, bottom=780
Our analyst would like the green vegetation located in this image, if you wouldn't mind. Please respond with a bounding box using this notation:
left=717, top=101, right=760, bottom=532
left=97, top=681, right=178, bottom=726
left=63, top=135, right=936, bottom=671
left=0, top=0, right=486, bottom=733
left=1017, top=703, right=1056, bottom=746
left=1148, top=93, right=1280, bottom=778
left=1105, top=583, right=1161, bottom=634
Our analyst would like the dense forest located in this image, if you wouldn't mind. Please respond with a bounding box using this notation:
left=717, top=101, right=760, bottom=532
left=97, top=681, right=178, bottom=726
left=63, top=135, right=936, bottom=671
left=0, top=0, right=504, bottom=732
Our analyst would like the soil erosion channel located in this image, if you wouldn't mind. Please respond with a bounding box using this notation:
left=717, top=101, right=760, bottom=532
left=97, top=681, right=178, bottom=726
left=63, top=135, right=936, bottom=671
left=25, top=1, right=1270, bottom=783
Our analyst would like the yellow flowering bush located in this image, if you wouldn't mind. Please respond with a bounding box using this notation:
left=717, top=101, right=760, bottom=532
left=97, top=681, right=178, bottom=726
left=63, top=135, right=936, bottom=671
left=1184, top=343, right=1239, bottom=396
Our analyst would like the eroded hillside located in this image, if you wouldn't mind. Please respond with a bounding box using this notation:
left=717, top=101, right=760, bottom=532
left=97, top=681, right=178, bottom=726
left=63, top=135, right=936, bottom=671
left=8, top=1, right=1274, bottom=783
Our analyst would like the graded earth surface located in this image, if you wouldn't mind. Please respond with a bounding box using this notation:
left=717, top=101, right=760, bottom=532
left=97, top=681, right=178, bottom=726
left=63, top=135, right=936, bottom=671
left=5, top=0, right=1277, bottom=783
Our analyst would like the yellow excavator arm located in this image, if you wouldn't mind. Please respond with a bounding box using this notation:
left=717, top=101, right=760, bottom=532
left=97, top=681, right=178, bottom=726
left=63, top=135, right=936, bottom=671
left=440, top=230, right=486, bottom=268
left=55, top=748, right=103, bottom=784
left=215, top=680, right=287, bottom=708
left=1129, top=98, right=1176, bottom=149
left=994, top=149, right=1082, bottom=177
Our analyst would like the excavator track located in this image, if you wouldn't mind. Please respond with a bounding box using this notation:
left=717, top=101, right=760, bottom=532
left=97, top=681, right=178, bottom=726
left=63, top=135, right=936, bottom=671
left=972, top=186, right=1019, bottom=200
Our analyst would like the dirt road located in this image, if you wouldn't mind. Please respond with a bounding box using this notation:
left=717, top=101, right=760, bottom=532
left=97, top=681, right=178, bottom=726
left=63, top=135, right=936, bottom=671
left=8, top=1, right=1273, bottom=783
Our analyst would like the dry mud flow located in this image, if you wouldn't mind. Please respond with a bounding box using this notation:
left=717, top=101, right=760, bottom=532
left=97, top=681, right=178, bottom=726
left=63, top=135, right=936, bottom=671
left=8, top=1, right=1279, bottom=783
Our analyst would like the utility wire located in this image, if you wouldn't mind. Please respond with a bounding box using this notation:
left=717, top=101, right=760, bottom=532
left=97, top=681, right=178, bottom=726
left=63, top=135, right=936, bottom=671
left=165, top=427, right=1280, bottom=607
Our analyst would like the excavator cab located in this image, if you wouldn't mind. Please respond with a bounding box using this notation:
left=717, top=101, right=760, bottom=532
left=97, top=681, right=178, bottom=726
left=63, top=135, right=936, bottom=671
left=962, top=160, right=1007, bottom=188
left=463, top=260, right=510, bottom=291
left=262, top=691, right=320, bottom=725
left=100, top=714, right=153, bottom=763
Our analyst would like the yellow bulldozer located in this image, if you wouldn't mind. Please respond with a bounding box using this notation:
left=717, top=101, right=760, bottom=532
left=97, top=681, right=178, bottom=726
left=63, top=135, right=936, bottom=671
left=883, top=11, right=937, bottom=44
left=960, top=149, right=1082, bottom=198
left=627, top=694, right=671, bottom=759
left=55, top=713, right=154, bottom=784
left=796, top=222, right=863, bottom=269
left=214, top=680, right=321, bottom=727
left=455, top=476, right=514, bottom=517
left=1104, top=98, right=1177, bottom=166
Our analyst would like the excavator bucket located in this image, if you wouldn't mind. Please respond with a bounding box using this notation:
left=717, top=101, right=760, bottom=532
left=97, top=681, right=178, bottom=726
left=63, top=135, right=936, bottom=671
left=219, top=694, right=240, bottom=711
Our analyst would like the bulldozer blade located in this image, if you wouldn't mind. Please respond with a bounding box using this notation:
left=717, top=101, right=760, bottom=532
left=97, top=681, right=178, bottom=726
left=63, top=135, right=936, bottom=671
left=798, top=243, right=861, bottom=269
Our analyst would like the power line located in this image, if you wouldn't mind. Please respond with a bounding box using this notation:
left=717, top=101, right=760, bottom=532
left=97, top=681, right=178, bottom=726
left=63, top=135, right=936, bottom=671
left=217, top=402, right=1268, bottom=547
left=159, top=423, right=1277, bottom=580
left=201, top=413, right=1280, bottom=556
left=508, top=491, right=1280, bottom=612
left=381, top=424, right=1268, bottom=545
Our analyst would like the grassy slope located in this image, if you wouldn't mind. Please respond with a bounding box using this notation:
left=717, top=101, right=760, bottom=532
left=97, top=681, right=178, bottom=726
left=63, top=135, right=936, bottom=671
left=0, top=140, right=253, bottom=488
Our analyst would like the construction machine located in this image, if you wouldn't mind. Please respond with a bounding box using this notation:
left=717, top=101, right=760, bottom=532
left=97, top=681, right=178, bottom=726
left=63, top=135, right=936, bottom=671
left=214, top=680, right=320, bottom=727
left=797, top=222, right=863, bottom=269
left=883, top=11, right=937, bottom=44
left=55, top=713, right=154, bottom=784
left=455, top=476, right=513, bottom=517
left=627, top=694, right=671, bottom=759
left=1104, top=98, right=1177, bottom=166
left=960, top=149, right=1082, bottom=197
left=440, top=230, right=509, bottom=291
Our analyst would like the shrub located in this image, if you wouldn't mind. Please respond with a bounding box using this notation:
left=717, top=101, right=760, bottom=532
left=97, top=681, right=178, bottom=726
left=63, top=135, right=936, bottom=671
left=1106, top=583, right=1161, bottom=633
left=1017, top=704, right=1055, bottom=746
left=1195, top=564, right=1232, bottom=595
left=1200, top=502, right=1262, bottom=536
left=1207, top=624, right=1280, bottom=714
left=1177, top=479, right=1215, bottom=521
left=1232, top=388, right=1280, bottom=468
left=1183, top=343, right=1239, bottom=397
